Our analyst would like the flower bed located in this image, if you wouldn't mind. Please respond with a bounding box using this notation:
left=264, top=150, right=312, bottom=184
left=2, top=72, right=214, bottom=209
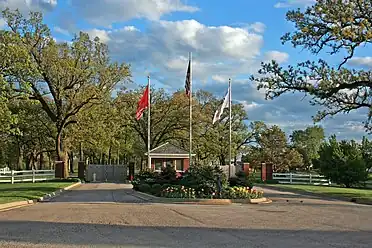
left=136, top=184, right=264, bottom=200
left=131, top=165, right=265, bottom=200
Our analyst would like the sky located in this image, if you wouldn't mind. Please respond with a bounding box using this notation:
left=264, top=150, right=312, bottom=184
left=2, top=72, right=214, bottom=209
left=0, top=0, right=371, bottom=141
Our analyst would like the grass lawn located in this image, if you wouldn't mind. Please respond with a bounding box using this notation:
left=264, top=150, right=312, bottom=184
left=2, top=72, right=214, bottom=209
left=272, top=184, right=372, bottom=200
left=0, top=181, right=76, bottom=204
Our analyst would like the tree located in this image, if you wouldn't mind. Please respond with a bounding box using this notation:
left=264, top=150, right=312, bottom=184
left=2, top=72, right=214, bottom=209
left=361, top=136, right=372, bottom=171
left=251, top=0, right=372, bottom=131
left=116, top=88, right=189, bottom=154
left=314, top=136, right=368, bottom=188
left=290, top=126, right=325, bottom=169
left=1, top=10, right=130, bottom=175
left=252, top=125, right=303, bottom=172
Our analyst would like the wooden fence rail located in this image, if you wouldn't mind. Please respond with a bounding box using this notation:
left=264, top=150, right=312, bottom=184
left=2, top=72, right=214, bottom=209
left=273, top=173, right=331, bottom=185
left=0, top=170, right=55, bottom=184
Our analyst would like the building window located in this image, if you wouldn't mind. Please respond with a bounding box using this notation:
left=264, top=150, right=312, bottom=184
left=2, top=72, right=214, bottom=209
left=165, top=159, right=173, bottom=168
left=155, top=160, right=162, bottom=171
left=175, top=159, right=183, bottom=171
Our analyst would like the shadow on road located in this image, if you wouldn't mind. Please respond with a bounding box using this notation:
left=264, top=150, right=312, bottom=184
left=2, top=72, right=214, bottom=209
left=0, top=220, right=371, bottom=247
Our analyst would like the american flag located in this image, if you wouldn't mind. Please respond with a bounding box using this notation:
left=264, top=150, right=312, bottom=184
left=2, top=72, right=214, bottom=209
left=185, top=59, right=191, bottom=96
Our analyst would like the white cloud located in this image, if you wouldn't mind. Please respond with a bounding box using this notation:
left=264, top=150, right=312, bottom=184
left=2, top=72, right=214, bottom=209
left=348, top=57, right=372, bottom=68
left=274, top=0, right=316, bottom=8
left=85, top=19, right=264, bottom=88
left=69, top=0, right=199, bottom=27
left=264, top=51, right=289, bottom=63
left=0, top=0, right=57, bottom=13
left=53, top=26, right=69, bottom=36
left=247, top=22, right=266, bottom=33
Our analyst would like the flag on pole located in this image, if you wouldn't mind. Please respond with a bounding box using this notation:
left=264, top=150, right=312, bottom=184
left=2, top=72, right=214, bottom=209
left=136, top=85, right=149, bottom=120
left=212, top=87, right=230, bottom=124
left=185, top=59, right=191, bottom=96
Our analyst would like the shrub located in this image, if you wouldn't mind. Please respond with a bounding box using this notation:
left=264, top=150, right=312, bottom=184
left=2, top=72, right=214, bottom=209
left=151, top=183, right=162, bottom=196
left=180, top=165, right=227, bottom=197
left=138, top=183, right=151, bottom=193
left=314, top=136, right=368, bottom=188
left=158, top=164, right=177, bottom=183
left=228, top=171, right=255, bottom=188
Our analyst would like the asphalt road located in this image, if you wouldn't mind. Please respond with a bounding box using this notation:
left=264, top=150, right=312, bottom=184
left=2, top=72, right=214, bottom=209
left=0, top=183, right=371, bottom=248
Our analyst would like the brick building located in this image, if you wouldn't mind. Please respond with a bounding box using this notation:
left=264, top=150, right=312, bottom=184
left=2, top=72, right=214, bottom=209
left=145, top=142, right=195, bottom=174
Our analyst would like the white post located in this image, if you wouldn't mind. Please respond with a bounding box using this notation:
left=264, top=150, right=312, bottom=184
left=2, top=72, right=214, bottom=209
left=32, top=169, right=35, bottom=183
left=147, top=75, right=151, bottom=169
left=290, top=173, right=293, bottom=184
left=309, top=173, right=312, bottom=184
left=11, top=170, right=14, bottom=184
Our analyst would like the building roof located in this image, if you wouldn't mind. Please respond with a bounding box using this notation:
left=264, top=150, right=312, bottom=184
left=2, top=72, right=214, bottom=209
left=145, top=142, right=196, bottom=158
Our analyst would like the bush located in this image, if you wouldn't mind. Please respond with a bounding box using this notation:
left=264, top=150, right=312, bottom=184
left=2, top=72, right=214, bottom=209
left=151, top=183, right=162, bottom=196
left=158, top=164, right=177, bottom=184
left=315, top=137, right=368, bottom=188
left=138, top=183, right=151, bottom=193
left=228, top=171, right=255, bottom=188
left=180, top=165, right=227, bottom=197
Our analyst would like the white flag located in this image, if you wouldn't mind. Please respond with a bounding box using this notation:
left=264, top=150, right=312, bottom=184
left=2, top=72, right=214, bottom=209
left=212, top=87, right=230, bottom=124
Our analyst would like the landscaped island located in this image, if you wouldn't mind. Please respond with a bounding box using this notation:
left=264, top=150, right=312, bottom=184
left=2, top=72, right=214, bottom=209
left=131, top=165, right=264, bottom=201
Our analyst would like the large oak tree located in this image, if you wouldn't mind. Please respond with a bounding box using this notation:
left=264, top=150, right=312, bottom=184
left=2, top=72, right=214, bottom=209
left=251, top=0, right=372, bottom=131
left=0, top=9, right=130, bottom=173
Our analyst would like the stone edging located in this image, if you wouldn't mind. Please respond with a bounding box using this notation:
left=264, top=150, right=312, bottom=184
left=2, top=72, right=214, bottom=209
left=133, top=190, right=271, bottom=205
left=0, top=181, right=82, bottom=211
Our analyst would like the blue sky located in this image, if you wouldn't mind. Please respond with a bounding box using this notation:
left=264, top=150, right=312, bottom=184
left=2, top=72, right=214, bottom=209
left=1, top=0, right=371, bottom=141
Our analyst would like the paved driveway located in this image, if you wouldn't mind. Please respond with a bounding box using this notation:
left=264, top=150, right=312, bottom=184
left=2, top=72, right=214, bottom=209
left=0, top=183, right=371, bottom=248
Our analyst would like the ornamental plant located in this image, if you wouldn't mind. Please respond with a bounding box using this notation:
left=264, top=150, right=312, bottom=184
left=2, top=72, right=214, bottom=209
left=161, top=185, right=196, bottom=199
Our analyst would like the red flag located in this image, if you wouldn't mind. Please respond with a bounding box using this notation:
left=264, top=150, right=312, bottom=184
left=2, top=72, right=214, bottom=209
left=136, top=85, right=149, bottom=120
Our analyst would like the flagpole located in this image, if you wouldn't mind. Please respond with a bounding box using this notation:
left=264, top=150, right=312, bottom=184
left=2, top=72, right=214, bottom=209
left=228, top=78, right=232, bottom=178
left=147, top=75, right=151, bottom=169
left=189, top=52, right=193, bottom=167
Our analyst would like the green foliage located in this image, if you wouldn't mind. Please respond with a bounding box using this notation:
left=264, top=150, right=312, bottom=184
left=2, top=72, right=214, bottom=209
left=251, top=0, right=372, bottom=131
left=290, top=126, right=325, bottom=169
left=180, top=165, right=227, bottom=197
left=150, top=184, right=162, bottom=196
left=159, top=164, right=177, bottom=183
left=138, top=183, right=151, bottom=193
left=361, top=137, right=372, bottom=171
left=228, top=171, right=255, bottom=189
left=252, top=124, right=304, bottom=172
left=1, top=9, right=131, bottom=161
left=314, top=136, right=368, bottom=188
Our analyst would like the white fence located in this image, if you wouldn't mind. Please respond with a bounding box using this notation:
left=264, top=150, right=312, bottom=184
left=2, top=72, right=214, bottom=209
left=0, top=170, right=55, bottom=184
left=273, top=173, right=331, bottom=185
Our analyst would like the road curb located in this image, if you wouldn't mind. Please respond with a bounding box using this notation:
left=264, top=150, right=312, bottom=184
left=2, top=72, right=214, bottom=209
left=0, top=181, right=82, bottom=211
left=133, top=190, right=271, bottom=205
left=257, top=184, right=372, bottom=206
left=38, top=181, right=82, bottom=202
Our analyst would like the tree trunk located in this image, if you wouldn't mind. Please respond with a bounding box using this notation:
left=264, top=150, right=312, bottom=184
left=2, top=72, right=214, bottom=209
left=17, top=143, right=24, bottom=170
left=55, top=129, right=68, bottom=178
left=108, top=145, right=112, bottom=165
left=70, top=151, right=74, bottom=173
left=25, top=156, right=31, bottom=170
left=56, top=131, right=63, bottom=160
left=79, top=142, right=84, bottom=161
left=39, top=152, right=44, bottom=170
